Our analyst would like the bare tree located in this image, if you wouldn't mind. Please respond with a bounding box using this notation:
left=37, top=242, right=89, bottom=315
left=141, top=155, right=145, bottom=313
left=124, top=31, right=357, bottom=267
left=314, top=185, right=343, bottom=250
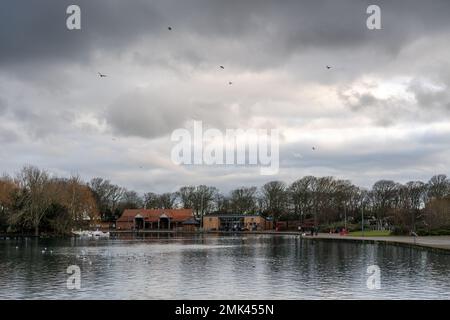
left=192, top=185, right=218, bottom=218
left=177, top=186, right=196, bottom=209
left=229, top=186, right=257, bottom=214
left=407, top=181, right=426, bottom=227
left=311, top=177, right=338, bottom=226
left=159, top=193, right=176, bottom=209
left=289, top=176, right=316, bottom=220
left=144, top=192, right=160, bottom=209
left=261, top=181, right=287, bottom=220
left=427, top=174, right=449, bottom=199
left=215, top=193, right=231, bottom=214
left=424, top=197, right=450, bottom=229
left=371, top=180, right=400, bottom=228
left=14, top=166, right=54, bottom=236
left=144, top=192, right=176, bottom=209
left=55, top=176, right=98, bottom=227
left=121, top=190, right=143, bottom=209
left=0, top=175, right=17, bottom=231
left=89, top=178, right=124, bottom=220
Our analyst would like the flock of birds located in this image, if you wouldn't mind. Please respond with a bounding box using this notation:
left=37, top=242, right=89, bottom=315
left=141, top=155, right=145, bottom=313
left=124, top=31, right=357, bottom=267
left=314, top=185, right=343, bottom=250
left=14, top=245, right=53, bottom=255
left=97, top=26, right=327, bottom=156
left=41, top=247, right=53, bottom=254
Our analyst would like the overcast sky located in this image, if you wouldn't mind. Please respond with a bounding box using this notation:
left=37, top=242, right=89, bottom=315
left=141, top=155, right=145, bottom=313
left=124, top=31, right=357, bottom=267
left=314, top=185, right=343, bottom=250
left=1, top=0, right=450, bottom=193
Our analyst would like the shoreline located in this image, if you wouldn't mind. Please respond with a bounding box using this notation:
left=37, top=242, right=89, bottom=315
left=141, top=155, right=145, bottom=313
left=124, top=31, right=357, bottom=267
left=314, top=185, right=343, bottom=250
left=2, top=231, right=450, bottom=254
left=303, top=233, right=450, bottom=254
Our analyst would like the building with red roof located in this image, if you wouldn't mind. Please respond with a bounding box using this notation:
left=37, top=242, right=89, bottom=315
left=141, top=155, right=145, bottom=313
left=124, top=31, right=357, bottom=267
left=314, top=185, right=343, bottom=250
left=116, top=208, right=195, bottom=231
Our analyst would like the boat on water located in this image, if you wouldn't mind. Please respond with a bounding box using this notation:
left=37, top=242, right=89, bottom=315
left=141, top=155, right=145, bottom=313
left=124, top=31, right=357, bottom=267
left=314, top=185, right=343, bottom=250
left=91, top=230, right=110, bottom=238
left=72, top=229, right=110, bottom=238
left=72, top=230, right=91, bottom=237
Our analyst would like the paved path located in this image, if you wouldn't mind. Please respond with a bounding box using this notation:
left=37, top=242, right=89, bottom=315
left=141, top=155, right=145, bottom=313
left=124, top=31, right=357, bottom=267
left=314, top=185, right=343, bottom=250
left=307, top=233, right=450, bottom=252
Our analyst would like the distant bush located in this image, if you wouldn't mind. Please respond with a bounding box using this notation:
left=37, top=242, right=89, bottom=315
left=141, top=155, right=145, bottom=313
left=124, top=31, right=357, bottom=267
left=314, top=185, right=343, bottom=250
left=391, top=226, right=410, bottom=235
left=416, top=226, right=450, bottom=236
left=320, top=222, right=360, bottom=233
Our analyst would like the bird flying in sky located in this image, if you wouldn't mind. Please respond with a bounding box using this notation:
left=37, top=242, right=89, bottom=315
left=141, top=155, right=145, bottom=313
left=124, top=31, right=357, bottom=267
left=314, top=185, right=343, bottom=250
left=98, top=72, right=107, bottom=77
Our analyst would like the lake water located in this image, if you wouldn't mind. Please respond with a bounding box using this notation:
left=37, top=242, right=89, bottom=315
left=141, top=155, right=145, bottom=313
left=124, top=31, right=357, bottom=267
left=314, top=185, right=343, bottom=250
left=0, top=234, right=449, bottom=299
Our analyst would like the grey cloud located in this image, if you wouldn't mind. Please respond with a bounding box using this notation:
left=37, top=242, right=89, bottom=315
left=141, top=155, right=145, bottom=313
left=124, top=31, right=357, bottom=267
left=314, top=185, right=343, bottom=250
left=408, top=80, right=450, bottom=111
left=0, top=98, right=7, bottom=115
left=0, top=127, right=19, bottom=143
left=106, top=90, right=186, bottom=138
left=3, top=0, right=450, bottom=75
left=0, top=100, right=76, bottom=139
left=339, top=74, right=450, bottom=126
left=105, top=87, right=255, bottom=139
left=340, top=91, right=380, bottom=111
left=338, top=88, right=411, bottom=126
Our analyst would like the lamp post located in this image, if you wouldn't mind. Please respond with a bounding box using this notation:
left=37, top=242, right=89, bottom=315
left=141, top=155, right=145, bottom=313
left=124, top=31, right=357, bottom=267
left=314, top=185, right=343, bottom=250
left=361, top=205, right=364, bottom=237
left=344, top=204, right=347, bottom=231
left=200, top=193, right=204, bottom=230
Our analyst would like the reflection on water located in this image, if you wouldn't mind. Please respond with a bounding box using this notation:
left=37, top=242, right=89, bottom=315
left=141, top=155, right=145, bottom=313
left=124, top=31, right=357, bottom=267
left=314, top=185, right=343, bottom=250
left=0, top=234, right=449, bottom=299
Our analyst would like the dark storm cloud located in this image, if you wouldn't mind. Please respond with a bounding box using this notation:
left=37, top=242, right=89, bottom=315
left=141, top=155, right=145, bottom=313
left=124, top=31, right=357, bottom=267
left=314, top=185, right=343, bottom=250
left=2, top=0, right=450, bottom=72
left=0, top=0, right=163, bottom=68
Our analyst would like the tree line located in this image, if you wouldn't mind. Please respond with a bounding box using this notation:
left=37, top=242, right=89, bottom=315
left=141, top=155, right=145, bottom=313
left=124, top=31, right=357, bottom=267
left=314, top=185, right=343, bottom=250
left=1, top=166, right=450, bottom=235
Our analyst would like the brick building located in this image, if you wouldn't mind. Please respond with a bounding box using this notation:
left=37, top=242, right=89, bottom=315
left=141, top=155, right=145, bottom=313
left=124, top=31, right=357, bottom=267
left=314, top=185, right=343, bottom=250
left=116, top=209, right=195, bottom=231
left=202, top=214, right=273, bottom=231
